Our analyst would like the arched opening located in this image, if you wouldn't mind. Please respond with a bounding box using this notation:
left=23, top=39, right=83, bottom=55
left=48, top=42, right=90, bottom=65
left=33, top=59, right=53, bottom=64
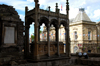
left=39, top=17, right=49, bottom=41
left=29, top=22, right=35, bottom=43
left=60, top=21, right=67, bottom=53
left=26, top=17, right=35, bottom=53
left=59, top=25, right=65, bottom=42
left=50, top=25, right=56, bottom=41
left=50, top=19, right=58, bottom=42
left=40, top=23, right=47, bottom=41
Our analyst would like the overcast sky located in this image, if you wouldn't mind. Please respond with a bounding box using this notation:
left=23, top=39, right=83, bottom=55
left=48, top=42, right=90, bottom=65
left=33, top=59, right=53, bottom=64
left=0, top=0, right=100, bottom=35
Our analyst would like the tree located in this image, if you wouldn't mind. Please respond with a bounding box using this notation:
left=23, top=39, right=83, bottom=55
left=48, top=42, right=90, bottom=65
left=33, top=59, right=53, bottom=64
left=40, top=30, right=42, bottom=34
left=31, top=30, right=42, bottom=42
left=31, top=34, right=34, bottom=42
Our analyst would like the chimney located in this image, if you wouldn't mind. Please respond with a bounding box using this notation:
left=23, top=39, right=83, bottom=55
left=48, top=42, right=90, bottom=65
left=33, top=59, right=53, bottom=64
left=79, top=8, right=85, bottom=12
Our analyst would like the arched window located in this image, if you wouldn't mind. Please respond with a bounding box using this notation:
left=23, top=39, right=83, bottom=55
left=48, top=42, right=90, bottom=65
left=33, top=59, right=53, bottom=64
left=88, top=31, right=91, bottom=40
left=74, top=31, right=77, bottom=40
left=73, top=46, right=78, bottom=53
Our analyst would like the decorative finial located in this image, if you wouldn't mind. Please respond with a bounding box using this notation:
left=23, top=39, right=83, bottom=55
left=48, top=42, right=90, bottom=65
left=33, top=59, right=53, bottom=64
left=66, top=0, right=69, bottom=10
left=25, top=6, right=28, bottom=15
left=34, top=0, right=39, bottom=3
left=56, top=3, right=58, bottom=12
left=56, top=3, right=58, bottom=8
left=48, top=6, right=51, bottom=11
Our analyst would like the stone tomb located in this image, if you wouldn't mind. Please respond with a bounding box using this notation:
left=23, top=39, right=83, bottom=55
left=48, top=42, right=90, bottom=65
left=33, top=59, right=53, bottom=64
left=25, top=0, right=70, bottom=61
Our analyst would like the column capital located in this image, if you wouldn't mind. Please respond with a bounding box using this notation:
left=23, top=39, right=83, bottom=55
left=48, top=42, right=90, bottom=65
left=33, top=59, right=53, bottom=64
left=65, top=27, right=68, bottom=30
left=55, top=25, right=59, bottom=30
left=57, top=25, right=60, bottom=29
left=47, top=24, right=50, bottom=28
left=34, top=23, right=39, bottom=28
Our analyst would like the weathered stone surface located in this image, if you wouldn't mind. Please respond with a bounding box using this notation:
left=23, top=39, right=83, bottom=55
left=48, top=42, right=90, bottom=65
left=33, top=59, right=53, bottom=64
left=10, top=61, right=18, bottom=65
left=47, top=62, right=52, bottom=66
left=0, top=5, right=24, bottom=60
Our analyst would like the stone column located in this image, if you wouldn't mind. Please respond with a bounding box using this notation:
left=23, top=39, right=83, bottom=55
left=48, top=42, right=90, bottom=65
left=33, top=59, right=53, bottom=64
left=0, top=20, right=2, bottom=46
left=65, top=27, right=70, bottom=57
left=33, top=23, right=39, bottom=60
left=25, top=25, right=30, bottom=58
left=66, top=0, right=70, bottom=57
left=38, top=26, right=40, bottom=41
left=47, top=24, right=50, bottom=57
left=33, top=0, right=39, bottom=60
left=56, top=26, right=60, bottom=56
left=24, top=6, right=29, bottom=58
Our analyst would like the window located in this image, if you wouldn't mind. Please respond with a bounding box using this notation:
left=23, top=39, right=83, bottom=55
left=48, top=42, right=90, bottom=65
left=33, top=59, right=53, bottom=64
left=74, top=31, right=77, bottom=40
left=88, top=31, right=91, bottom=40
left=73, top=46, right=78, bottom=53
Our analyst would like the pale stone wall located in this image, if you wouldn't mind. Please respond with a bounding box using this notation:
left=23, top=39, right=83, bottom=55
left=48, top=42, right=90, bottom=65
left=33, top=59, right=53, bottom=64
left=98, top=23, right=100, bottom=45
left=69, top=21, right=83, bottom=53
left=59, top=26, right=65, bottom=42
left=70, top=21, right=97, bottom=53
left=70, top=24, right=83, bottom=41
left=83, top=24, right=97, bottom=41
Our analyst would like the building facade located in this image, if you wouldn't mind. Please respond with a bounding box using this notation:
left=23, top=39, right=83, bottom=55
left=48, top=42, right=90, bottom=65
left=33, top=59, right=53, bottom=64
left=41, top=8, right=100, bottom=53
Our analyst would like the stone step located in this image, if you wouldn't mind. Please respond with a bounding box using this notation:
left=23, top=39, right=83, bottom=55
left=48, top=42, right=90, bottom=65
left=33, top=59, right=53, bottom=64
left=69, top=65, right=88, bottom=66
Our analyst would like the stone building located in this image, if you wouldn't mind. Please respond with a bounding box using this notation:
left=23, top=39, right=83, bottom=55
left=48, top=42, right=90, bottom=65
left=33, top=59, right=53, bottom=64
left=41, top=8, right=100, bottom=53
left=70, top=8, right=100, bottom=53
left=0, top=4, right=24, bottom=59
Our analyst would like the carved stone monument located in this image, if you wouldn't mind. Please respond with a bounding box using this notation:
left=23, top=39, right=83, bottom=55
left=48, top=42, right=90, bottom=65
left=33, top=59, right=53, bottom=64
left=25, top=0, right=70, bottom=61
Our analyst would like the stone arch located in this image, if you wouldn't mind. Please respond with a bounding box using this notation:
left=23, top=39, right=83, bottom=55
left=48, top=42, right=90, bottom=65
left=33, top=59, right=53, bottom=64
left=39, top=17, right=49, bottom=41
left=39, top=17, right=49, bottom=27
left=60, top=20, right=67, bottom=28
left=27, top=17, right=35, bottom=25
left=50, top=19, right=58, bottom=28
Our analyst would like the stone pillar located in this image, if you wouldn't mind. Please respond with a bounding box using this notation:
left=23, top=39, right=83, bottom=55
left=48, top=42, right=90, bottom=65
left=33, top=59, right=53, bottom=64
left=38, top=26, right=40, bottom=41
left=66, top=0, right=70, bottom=57
left=25, top=6, right=29, bottom=58
left=56, top=26, right=60, bottom=56
left=65, top=27, right=70, bottom=57
left=25, top=25, right=30, bottom=58
left=47, top=24, right=50, bottom=57
left=33, top=23, right=39, bottom=60
left=33, top=0, right=39, bottom=60
left=0, top=17, right=2, bottom=46
left=0, top=20, right=2, bottom=46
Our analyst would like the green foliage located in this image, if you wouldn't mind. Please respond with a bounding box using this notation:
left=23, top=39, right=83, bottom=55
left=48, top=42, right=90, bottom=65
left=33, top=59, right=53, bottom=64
left=31, top=30, right=42, bottom=42
left=31, top=35, right=34, bottom=42
left=97, top=47, right=100, bottom=49
left=40, top=31, right=42, bottom=33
